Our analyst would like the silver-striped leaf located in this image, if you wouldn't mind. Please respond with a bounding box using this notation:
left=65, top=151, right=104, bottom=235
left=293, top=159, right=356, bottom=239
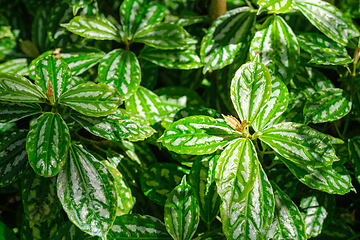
left=22, top=168, right=62, bottom=227
left=258, top=0, right=295, bottom=14
left=260, top=122, right=337, bottom=168
left=59, top=82, right=122, bottom=117
left=230, top=55, right=272, bottom=124
left=125, top=86, right=166, bottom=124
left=348, top=137, right=360, bottom=185
left=119, top=0, right=166, bottom=41
left=28, top=50, right=54, bottom=80
left=0, top=72, right=46, bottom=102
left=0, top=101, right=42, bottom=123
left=164, top=176, right=200, bottom=240
left=304, top=88, right=352, bottom=124
left=309, top=48, right=352, bottom=65
left=26, top=112, right=70, bottom=177
left=139, top=46, right=203, bottom=70
left=250, top=15, right=300, bottom=84
left=50, top=221, right=98, bottom=240
left=64, top=0, right=93, bottom=8
left=133, top=23, right=197, bottom=50
left=295, top=0, right=360, bottom=48
left=297, top=32, right=348, bottom=55
left=98, top=48, right=141, bottom=100
left=268, top=168, right=298, bottom=198
left=32, top=7, right=52, bottom=54
left=0, top=129, right=29, bottom=187
left=57, top=144, right=117, bottom=239
left=107, top=214, right=172, bottom=239
left=158, top=115, right=237, bottom=155
left=200, top=7, right=255, bottom=73
left=0, top=58, right=28, bottom=75
left=61, top=15, right=122, bottom=41
left=253, top=76, right=289, bottom=132
left=266, top=182, right=306, bottom=240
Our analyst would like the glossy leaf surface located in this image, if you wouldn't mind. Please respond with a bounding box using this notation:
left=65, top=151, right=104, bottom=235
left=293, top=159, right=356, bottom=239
left=258, top=0, right=295, bottom=14
left=57, top=144, right=117, bottom=239
left=309, top=48, right=352, bottom=65
left=0, top=101, right=41, bottom=123
left=98, top=48, right=141, bottom=100
left=0, top=58, right=28, bottom=75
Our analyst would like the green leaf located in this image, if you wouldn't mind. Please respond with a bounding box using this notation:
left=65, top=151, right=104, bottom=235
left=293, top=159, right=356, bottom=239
left=107, top=214, right=172, bottom=239
left=50, top=221, right=97, bottom=240
left=98, top=48, right=141, bottom=100
left=0, top=37, right=16, bottom=61
left=250, top=15, right=300, bottom=84
left=0, top=129, right=29, bottom=187
left=304, top=89, right=352, bottom=124
left=0, top=101, right=42, bottom=123
left=268, top=168, right=298, bottom=198
left=158, top=115, right=237, bottom=155
left=57, top=144, right=117, bottom=239
left=253, top=76, right=289, bottom=131
left=309, top=48, right=352, bottom=65
left=32, top=7, right=52, bottom=54
left=0, top=221, right=18, bottom=240
left=295, top=0, right=360, bottom=48
left=312, top=218, right=356, bottom=239
left=119, top=0, right=166, bottom=41
left=348, top=137, right=360, bottom=185
left=140, top=163, right=187, bottom=206
left=230, top=56, right=272, bottom=124
left=26, top=113, right=70, bottom=177
left=258, top=0, right=295, bottom=14
left=0, top=58, right=28, bottom=75
left=28, top=50, right=54, bottom=80
left=22, top=168, right=61, bottom=227
left=133, top=23, right=197, bottom=49
left=188, top=152, right=222, bottom=224
left=260, top=122, right=337, bottom=168
left=59, top=82, right=122, bottom=117
left=200, top=7, right=255, bottom=73
left=64, top=0, right=93, bottom=8
left=125, top=86, right=167, bottom=124
left=139, top=46, right=203, bottom=70
left=164, top=176, right=200, bottom=240
left=0, top=72, right=46, bottom=102
left=61, top=15, right=122, bottom=41
left=266, top=182, right=306, bottom=240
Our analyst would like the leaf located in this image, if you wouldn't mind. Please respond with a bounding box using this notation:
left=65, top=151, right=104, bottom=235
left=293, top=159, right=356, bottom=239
left=139, top=46, right=203, bottom=70
left=140, top=163, right=187, bottom=206
left=268, top=168, right=298, bottom=198
left=304, top=89, right=352, bottom=124
left=309, top=48, right=352, bottom=65
left=188, top=152, right=222, bottom=224
left=50, top=221, right=97, bottom=240
left=200, top=7, right=255, bottom=73
left=164, top=176, right=200, bottom=240
left=0, top=221, right=18, bottom=240
left=64, top=0, right=93, bottom=8
left=348, top=137, right=360, bottom=185
left=250, top=15, right=300, bottom=84
left=0, top=58, right=28, bottom=75
left=98, top=48, right=141, bottom=100
left=295, top=0, right=360, bottom=48
left=22, top=168, right=62, bottom=227
left=61, top=15, right=122, bottom=41
left=0, top=101, right=42, bottom=123
left=125, top=86, right=167, bottom=124
left=0, top=72, right=46, bottom=103
left=266, top=182, right=306, bottom=240
left=258, top=0, right=295, bottom=14
left=133, top=23, right=197, bottom=49
left=0, top=129, right=29, bottom=187
left=57, top=144, right=117, bottom=239
left=119, top=0, right=166, bottom=41
left=28, top=50, right=54, bottom=80
left=252, top=76, right=289, bottom=131
left=59, top=82, right=122, bottom=117
left=158, top=115, right=237, bottom=155
left=32, top=7, right=52, bottom=54
left=107, top=214, right=172, bottom=239
left=230, top=55, right=272, bottom=124
left=260, top=122, right=338, bottom=168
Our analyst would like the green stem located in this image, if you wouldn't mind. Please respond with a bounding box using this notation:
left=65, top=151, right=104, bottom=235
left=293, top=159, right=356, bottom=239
left=334, top=121, right=343, bottom=139
left=245, top=0, right=255, bottom=10
left=342, top=113, right=350, bottom=138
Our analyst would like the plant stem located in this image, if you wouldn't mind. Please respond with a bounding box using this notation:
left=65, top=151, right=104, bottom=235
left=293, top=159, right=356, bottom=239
left=210, top=0, right=227, bottom=22
left=334, top=121, right=343, bottom=139
left=342, top=113, right=350, bottom=138
left=245, top=0, right=255, bottom=10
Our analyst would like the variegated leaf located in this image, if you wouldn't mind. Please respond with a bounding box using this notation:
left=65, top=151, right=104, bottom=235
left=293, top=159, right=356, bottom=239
left=0, top=58, right=28, bottom=75
left=348, top=137, right=360, bottom=185
left=295, top=0, right=360, bottom=48
left=200, top=7, right=255, bottom=73
left=158, top=115, right=237, bottom=155
left=98, top=48, right=141, bottom=100
left=64, top=0, right=93, bottom=8
left=230, top=55, right=272, bottom=124
left=61, top=15, right=122, bottom=41
left=57, top=144, right=117, bottom=239
left=250, top=15, right=300, bottom=84
left=258, top=0, right=295, bottom=14
left=253, top=76, right=289, bottom=131
left=266, top=182, right=306, bottom=240
left=164, top=176, right=200, bottom=240
left=304, top=88, right=352, bottom=124
left=133, top=23, right=197, bottom=49
left=309, top=48, right=352, bottom=65
left=59, top=82, right=122, bottom=117
left=26, top=112, right=70, bottom=177
left=0, top=129, right=29, bottom=187
left=139, top=46, right=203, bottom=70
left=0, top=72, right=46, bottom=102
left=0, top=101, right=42, bottom=123
left=32, top=7, right=52, bottom=54
left=268, top=168, right=298, bottom=198
left=50, top=221, right=98, bottom=240
left=28, top=50, right=54, bottom=80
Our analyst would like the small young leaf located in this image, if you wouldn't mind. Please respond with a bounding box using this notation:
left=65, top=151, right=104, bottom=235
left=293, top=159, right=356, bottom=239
left=0, top=101, right=42, bottom=124
left=258, top=0, right=295, bottom=14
